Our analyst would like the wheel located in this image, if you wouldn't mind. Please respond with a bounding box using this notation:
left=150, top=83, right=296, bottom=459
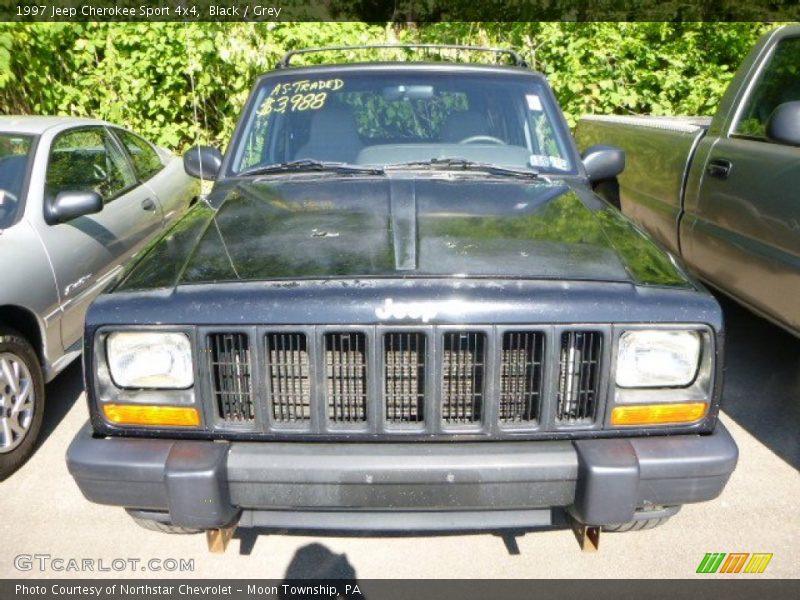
left=0, top=327, right=45, bottom=480
left=603, top=506, right=679, bottom=532
left=130, top=515, right=202, bottom=535
left=603, top=517, right=673, bottom=532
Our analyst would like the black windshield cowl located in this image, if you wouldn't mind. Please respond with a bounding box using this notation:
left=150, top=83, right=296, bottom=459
left=386, top=158, right=539, bottom=180
left=239, top=159, right=385, bottom=178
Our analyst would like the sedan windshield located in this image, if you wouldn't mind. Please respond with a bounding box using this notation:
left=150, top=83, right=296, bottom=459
left=231, top=70, right=574, bottom=176
left=0, top=133, right=33, bottom=228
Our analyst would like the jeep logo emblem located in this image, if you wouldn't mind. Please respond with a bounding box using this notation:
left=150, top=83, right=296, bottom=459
left=375, top=298, right=438, bottom=323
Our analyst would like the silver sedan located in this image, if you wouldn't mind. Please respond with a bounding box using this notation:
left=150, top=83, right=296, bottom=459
left=0, top=116, right=199, bottom=478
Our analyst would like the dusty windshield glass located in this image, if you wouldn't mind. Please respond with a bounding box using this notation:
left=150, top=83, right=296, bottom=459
left=232, top=71, right=574, bottom=175
left=0, top=134, right=33, bottom=228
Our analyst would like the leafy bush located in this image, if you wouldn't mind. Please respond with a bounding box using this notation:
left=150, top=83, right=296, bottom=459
left=0, top=22, right=774, bottom=151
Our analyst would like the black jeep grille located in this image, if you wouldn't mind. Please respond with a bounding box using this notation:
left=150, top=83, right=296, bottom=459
left=208, top=332, right=254, bottom=422
left=265, top=333, right=311, bottom=423
left=556, top=331, right=603, bottom=424
left=499, top=331, right=545, bottom=423
left=441, top=332, right=485, bottom=424
left=206, top=326, right=607, bottom=437
left=325, top=332, right=368, bottom=424
left=384, top=332, right=426, bottom=424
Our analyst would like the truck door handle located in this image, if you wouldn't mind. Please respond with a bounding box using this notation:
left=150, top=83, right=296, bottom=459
left=141, top=198, right=157, bottom=211
left=706, top=158, right=732, bottom=179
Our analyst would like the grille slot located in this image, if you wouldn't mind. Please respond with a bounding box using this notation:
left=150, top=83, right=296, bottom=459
left=441, top=332, right=485, bottom=424
left=499, top=332, right=545, bottom=423
left=324, top=332, right=368, bottom=423
left=265, top=333, right=311, bottom=423
left=557, top=331, right=602, bottom=424
left=208, top=332, right=255, bottom=422
left=384, top=332, right=426, bottom=424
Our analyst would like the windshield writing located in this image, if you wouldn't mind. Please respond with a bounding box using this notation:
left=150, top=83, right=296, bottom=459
left=233, top=72, right=573, bottom=175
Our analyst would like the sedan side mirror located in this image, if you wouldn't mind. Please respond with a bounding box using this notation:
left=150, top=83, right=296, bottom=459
left=766, top=101, right=800, bottom=147
left=44, top=190, right=103, bottom=225
left=183, top=146, right=223, bottom=180
left=582, top=144, right=625, bottom=184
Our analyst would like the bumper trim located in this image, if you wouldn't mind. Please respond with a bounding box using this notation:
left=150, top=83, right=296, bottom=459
left=67, top=422, right=738, bottom=530
left=572, top=438, right=640, bottom=525
left=164, top=441, right=239, bottom=529
left=239, top=508, right=554, bottom=531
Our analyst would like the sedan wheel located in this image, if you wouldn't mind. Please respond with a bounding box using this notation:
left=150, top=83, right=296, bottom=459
left=0, top=328, right=45, bottom=480
left=0, top=352, right=35, bottom=453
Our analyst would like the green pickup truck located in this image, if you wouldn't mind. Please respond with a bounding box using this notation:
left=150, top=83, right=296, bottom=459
left=576, top=25, right=800, bottom=336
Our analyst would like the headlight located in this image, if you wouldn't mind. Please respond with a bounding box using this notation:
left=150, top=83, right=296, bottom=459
left=616, top=330, right=700, bottom=388
left=106, top=332, right=193, bottom=389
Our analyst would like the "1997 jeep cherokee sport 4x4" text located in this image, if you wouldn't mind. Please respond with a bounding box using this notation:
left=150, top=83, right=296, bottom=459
left=67, top=45, right=738, bottom=551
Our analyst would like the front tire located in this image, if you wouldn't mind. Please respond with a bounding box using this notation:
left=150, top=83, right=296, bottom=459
left=603, top=505, right=680, bottom=532
left=603, top=516, right=673, bottom=532
left=130, top=515, right=202, bottom=535
left=0, top=327, right=45, bottom=480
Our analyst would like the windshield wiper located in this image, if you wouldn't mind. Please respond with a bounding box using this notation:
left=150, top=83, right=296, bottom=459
left=239, top=159, right=384, bottom=177
left=387, top=158, right=538, bottom=179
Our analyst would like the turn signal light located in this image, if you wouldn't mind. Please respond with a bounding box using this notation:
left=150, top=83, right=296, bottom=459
left=103, top=404, right=201, bottom=427
left=610, top=402, right=708, bottom=426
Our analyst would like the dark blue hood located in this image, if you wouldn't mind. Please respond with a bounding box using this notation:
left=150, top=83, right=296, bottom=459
left=116, top=175, right=692, bottom=291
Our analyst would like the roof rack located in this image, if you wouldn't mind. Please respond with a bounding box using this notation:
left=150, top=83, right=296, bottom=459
left=277, top=44, right=528, bottom=69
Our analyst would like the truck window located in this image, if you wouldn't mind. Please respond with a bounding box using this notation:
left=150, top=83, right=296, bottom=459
left=733, top=37, right=800, bottom=140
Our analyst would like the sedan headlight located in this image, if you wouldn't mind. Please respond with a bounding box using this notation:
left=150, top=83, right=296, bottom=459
left=106, top=332, right=193, bottom=389
left=616, top=330, right=701, bottom=388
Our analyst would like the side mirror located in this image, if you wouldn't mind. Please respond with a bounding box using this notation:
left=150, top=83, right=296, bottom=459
left=44, top=190, right=103, bottom=225
left=183, top=146, right=223, bottom=180
left=766, top=101, right=800, bottom=146
left=582, top=144, right=625, bottom=184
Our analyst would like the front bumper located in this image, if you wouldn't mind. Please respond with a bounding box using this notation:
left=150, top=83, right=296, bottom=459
left=67, top=422, right=737, bottom=531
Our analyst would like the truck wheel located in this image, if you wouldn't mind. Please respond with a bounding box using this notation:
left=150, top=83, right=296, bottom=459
left=603, top=516, right=672, bottom=532
left=603, top=505, right=680, bottom=532
left=0, top=327, right=45, bottom=480
left=130, top=515, right=202, bottom=535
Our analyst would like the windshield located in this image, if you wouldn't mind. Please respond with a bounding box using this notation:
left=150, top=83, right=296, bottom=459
left=0, top=133, right=33, bottom=228
left=231, top=71, right=574, bottom=176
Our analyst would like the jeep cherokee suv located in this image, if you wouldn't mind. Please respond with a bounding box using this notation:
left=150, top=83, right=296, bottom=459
left=67, top=46, right=738, bottom=548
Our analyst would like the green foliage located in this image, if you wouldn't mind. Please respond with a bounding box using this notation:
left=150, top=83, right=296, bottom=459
left=328, top=0, right=799, bottom=22
left=414, top=22, right=774, bottom=126
left=0, top=22, right=776, bottom=150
